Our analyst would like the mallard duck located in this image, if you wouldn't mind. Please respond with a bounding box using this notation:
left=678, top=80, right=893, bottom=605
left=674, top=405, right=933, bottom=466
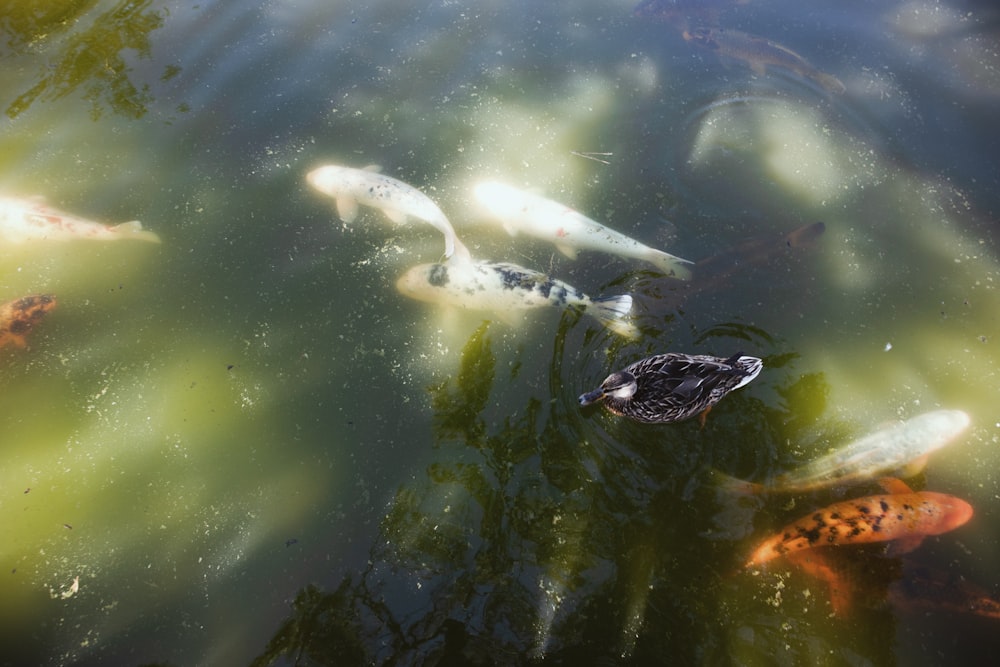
left=578, top=352, right=762, bottom=424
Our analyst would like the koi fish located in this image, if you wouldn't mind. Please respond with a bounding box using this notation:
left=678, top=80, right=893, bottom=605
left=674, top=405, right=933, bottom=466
left=0, top=196, right=160, bottom=243
left=745, top=478, right=973, bottom=568
left=684, top=27, right=846, bottom=95
left=395, top=259, right=637, bottom=338
left=473, top=181, right=692, bottom=280
left=306, top=164, right=468, bottom=260
left=0, top=294, right=57, bottom=349
left=718, top=409, right=970, bottom=494
left=889, top=561, right=1000, bottom=620
left=694, top=222, right=825, bottom=285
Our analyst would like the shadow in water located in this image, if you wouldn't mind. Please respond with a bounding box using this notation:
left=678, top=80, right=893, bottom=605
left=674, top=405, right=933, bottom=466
left=247, top=310, right=902, bottom=665
left=2, top=0, right=179, bottom=120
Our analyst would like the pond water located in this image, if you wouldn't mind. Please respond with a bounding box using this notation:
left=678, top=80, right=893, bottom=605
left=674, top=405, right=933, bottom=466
left=2, top=0, right=999, bottom=665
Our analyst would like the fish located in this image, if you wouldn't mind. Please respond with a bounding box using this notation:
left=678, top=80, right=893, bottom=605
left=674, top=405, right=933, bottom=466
left=693, top=221, right=825, bottom=286
left=472, top=181, right=693, bottom=280
left=889, top=561, right=1000, bottom=621
left=0, top=294, right=57, bottom=349
left=718, top=409, right=970, bottom=494
left=683, top=27, right=846, bottom=95
left=306, top=164, right=468, bottom=260
left=0, top=196, right=160, bottom=243
left=745, top=477, right=973, bottom=568
left=395, top=258, right=637, bottom=338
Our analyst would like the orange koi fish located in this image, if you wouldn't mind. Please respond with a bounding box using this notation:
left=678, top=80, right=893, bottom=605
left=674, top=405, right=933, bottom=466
left=0, top=295, right=57, bottom=349
left=0, top=196, right=160, bottom=243
left=746, top=478, right=973, bottom=568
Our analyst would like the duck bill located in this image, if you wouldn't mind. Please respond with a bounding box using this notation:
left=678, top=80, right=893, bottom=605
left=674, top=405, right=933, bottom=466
left=578, top=389, right=605, bottom=406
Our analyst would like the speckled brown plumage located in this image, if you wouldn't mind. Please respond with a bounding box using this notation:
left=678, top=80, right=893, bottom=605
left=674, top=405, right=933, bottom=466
left=579, top=352, right=762, bottom=424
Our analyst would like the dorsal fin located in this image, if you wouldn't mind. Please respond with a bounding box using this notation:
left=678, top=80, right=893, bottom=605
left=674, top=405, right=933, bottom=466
left=877, top=477, right=913, bottom=495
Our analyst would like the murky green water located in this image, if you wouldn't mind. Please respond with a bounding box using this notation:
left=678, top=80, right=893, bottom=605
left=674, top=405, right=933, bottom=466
left=2, top=1, right=999, bottom=665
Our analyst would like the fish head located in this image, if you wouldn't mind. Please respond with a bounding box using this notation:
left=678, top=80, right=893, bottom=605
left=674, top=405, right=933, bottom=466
left=305, top=165, right=348, bottom=196
left=923, top=492, right=974, bottom=535
left=925, top=409, right=972, bottom=445
left=473, top=181, right=522, bottom=220
left=396, top=263, right=449, bottom=304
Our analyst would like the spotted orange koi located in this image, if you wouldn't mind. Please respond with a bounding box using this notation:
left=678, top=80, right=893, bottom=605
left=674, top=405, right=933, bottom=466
left=746, top=478, right=973, bottom=568
left=0, top=295, right=57, bottom=349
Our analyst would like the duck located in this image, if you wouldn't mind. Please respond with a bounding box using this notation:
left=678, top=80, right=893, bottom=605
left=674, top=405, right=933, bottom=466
left=578, top=352, right=762, bottom=424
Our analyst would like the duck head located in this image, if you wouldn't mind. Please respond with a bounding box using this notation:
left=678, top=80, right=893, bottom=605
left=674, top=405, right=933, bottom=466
left=579, top=371, right=638, bottom=406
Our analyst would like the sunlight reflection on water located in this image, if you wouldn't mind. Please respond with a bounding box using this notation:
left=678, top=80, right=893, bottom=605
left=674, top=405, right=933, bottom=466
left=1, top=0, right=999, bottom=665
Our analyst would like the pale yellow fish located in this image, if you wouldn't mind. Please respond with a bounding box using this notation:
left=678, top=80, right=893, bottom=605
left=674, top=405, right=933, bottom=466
left=473, top=181, right=692, bottom=279
left=307, top=164, right=468, bottom=260
left=718, top=410, right=970, bottom=494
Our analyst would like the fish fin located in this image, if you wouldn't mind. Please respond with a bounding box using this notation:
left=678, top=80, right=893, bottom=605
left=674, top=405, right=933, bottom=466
left=786, top=550, right=852, bottom=616
left=363, top=164, right=382, bottom=173
left=886, top=535, right=925, bottom=557
left=556, top=244, right=578, bottom=260
left=589, top=294, right=638, bottom=339
left=707, top=469, right=764, bottom=496
left=0, top=333, right=28, bottom=349
left=335, top=196, right=359, bottom=223
left=382, top=208, right=408, bottom=225
left=502, top=222, right=518, bottom=237
left=895, top=454, right=930, bottom=479
left=113, top=221, right=161, bottom=243
left=647, top=249, right=694, bottom=280
left=878, top=477, right=913, bottom=495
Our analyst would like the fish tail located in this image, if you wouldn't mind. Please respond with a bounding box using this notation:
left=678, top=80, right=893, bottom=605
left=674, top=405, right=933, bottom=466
left=647, top=248, right=694, bottom=280
left=448, top=235, right=473, bottom=262
left=113, top=221, right=161, bottom=243
left=589, top=294, right=638, bottom=338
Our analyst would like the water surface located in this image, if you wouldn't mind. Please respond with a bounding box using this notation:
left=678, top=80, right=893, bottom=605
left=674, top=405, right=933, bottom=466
left=2, top=0, right=999, bottom=665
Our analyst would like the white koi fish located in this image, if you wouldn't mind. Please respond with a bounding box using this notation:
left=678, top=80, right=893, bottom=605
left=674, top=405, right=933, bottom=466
left=396, top=258, right=637, bottom=338
left=307, top=164, right=468, bottom=260
left=0, top=196, right=160, bottom=243
left=718, top=409, right=971, bottom=494
left=473, top=181, right=692, bottom=279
